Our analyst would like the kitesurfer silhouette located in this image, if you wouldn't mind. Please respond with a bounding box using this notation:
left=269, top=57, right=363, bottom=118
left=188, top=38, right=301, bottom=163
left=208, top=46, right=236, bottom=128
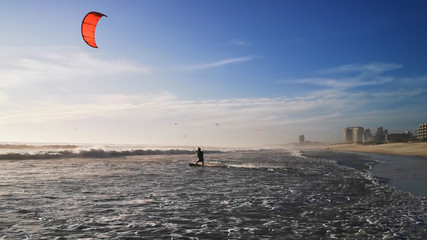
left=195, top=147, right=204, bottom=166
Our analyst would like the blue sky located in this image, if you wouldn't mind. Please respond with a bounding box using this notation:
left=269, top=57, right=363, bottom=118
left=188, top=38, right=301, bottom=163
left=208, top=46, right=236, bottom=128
left=0, top=0, right=426, bottom=147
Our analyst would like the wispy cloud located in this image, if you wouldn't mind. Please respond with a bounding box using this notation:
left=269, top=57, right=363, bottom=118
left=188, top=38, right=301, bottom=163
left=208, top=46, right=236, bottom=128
left=318, top=63, right=402, bottom=75
left=282, top=62, right=402, bottom=92
left=273, top=62, right=426, bottom=139
left=0, top=92, right=314, bottom=123
left=182, top=56, right=256, bottom=70
left=2, top=86, right=423, bottom=126
left=289, top=76, right=393, bottom=89
left=0, top=83, right=425, bottom=145
left=0, top=46, right=151, bottom=88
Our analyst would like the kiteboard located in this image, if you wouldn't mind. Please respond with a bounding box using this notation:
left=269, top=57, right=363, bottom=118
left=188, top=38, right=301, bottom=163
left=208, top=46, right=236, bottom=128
left=189, top=162, right=225, bottom=167
left=189, top=163, right=203, bottom=167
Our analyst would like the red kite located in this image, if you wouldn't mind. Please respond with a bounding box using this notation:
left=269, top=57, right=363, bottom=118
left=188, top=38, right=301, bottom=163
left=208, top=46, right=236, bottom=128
left=81, top=11, right=107, bottom=48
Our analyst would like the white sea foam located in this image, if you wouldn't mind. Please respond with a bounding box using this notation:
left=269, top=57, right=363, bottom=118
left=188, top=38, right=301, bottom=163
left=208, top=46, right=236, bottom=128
left=0, top=148, right=424, bottom=239
left=121, top=199, right=153, bottom=205
left=289, top=150, right=306, bottom=158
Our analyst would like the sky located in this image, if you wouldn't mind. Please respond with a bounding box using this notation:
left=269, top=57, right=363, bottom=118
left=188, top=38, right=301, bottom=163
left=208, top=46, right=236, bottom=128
left=0, top=0, right=426, bottom=147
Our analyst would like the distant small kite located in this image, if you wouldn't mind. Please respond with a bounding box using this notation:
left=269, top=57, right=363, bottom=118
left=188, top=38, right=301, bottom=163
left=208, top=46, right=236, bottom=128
left=215, top=123, right=220, bottom=127
left=81, top=11, right=107, bottom=48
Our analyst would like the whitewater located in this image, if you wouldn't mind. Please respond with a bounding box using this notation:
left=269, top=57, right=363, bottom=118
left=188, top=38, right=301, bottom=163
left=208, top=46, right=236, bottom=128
left=0, top=144, right=425, bottom=239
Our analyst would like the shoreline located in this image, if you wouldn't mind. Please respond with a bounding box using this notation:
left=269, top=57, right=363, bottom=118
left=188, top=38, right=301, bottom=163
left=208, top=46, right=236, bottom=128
left=320, top=142, right=427, bottom=198
left=326, top=142, right=427, bottom=159
left=301, top=148, right=427, bottom=198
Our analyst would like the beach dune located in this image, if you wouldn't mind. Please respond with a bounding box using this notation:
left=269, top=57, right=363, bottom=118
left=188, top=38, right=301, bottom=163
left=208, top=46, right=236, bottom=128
left=328, top=142, right=427, bottom=158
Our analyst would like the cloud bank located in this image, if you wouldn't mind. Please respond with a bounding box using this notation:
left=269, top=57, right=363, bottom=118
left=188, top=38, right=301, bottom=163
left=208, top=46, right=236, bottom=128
left=0, top=49, right=425, bottom=146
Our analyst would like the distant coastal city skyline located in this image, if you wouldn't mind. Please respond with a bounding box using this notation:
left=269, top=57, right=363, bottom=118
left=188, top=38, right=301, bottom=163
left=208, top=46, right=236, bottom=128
left=342, top=122, right=426, bottom=144
left=295, top=122, right=426, bottom=146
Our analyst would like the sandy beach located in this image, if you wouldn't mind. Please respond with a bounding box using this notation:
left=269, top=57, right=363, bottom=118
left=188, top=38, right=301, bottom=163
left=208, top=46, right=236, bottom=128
left=328, top=142, right=427, bottom=158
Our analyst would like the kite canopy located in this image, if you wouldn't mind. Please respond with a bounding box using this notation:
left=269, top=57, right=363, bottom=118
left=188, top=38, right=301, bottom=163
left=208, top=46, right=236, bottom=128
left=81, top=11, right=107, bottom=48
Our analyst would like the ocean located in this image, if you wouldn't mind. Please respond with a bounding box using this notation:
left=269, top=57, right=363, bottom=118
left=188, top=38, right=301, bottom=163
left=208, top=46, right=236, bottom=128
left=0, top=144, right=425, bottom=239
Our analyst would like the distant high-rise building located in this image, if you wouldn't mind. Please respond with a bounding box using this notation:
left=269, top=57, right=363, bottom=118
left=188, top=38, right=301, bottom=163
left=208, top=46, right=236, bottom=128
left=299, top=135, right=305, bottom=145
left=374, top=126, right=388, bottom=143
left=352, top=127, right=364, bottom=143
left=343, top=128, right=352, bottom=143
left=364, top=129, right=373, bottom=142
left=387, top=131, right=413, bottom=143
left=417, top=123, right=427, bottom=141
left=343, top=127, right=364, bottom=143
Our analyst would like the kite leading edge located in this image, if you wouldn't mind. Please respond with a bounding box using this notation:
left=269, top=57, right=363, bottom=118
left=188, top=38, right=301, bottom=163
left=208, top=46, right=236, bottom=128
left=81, top=11, right=107, bottom=48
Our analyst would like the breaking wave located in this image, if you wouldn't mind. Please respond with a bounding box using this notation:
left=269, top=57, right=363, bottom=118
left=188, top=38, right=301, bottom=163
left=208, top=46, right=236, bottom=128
left=0, top=148, right=223, bottom=160
left=289, top=150, right=306, bottom=158
left=0, top=143, right=78, bottom=150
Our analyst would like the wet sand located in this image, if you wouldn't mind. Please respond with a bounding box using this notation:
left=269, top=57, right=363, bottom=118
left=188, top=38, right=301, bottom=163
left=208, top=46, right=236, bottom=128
left=327, top=142, right=427, bottom=158
left=367, top=153, right=427, bottom=197
left=325, top=143, right=427, bottom=197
